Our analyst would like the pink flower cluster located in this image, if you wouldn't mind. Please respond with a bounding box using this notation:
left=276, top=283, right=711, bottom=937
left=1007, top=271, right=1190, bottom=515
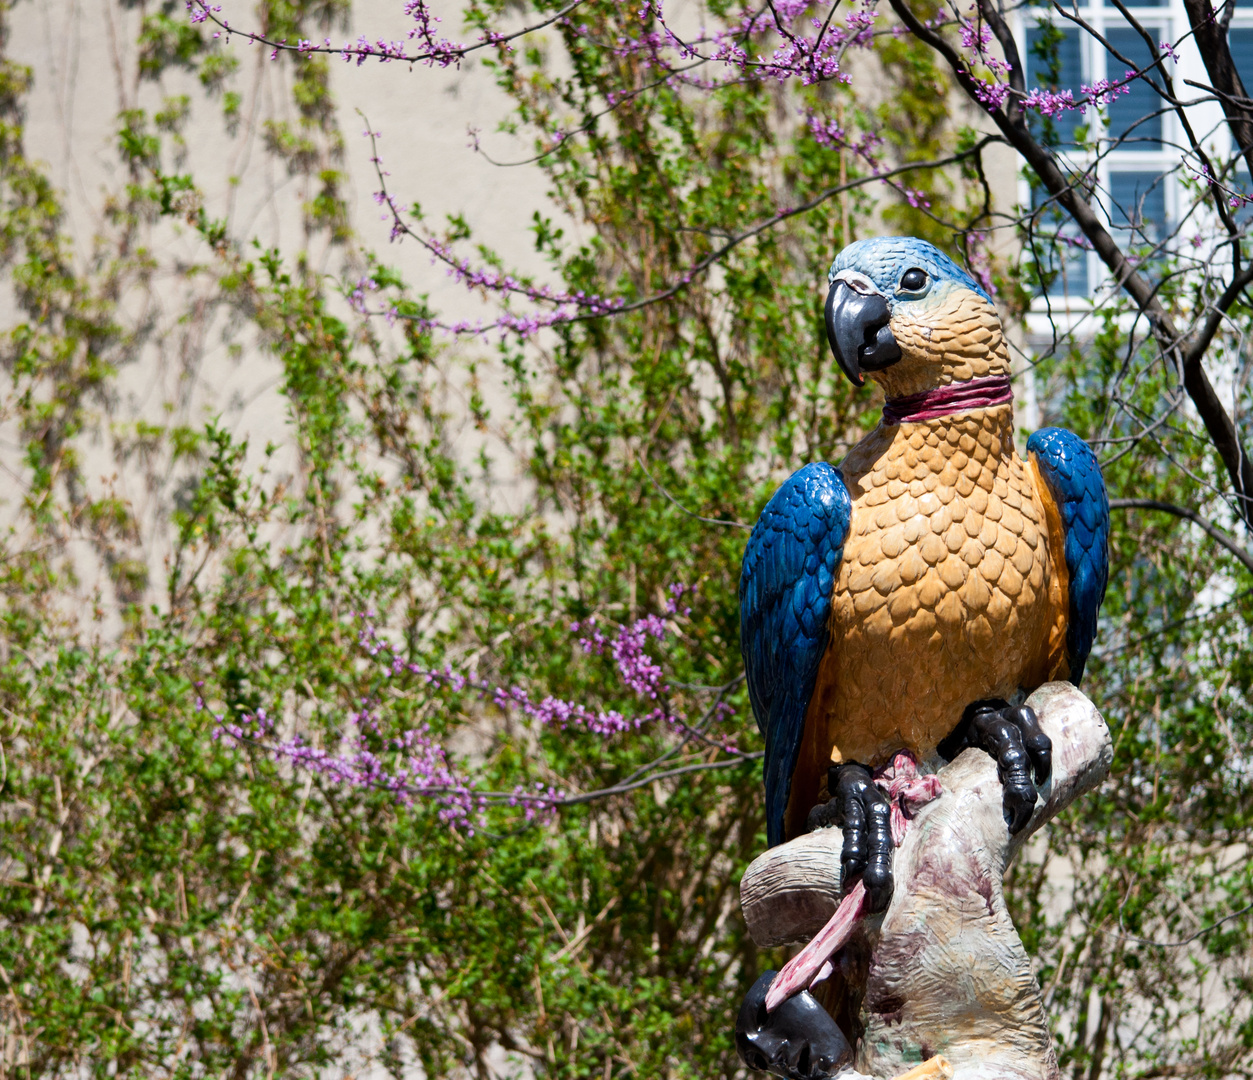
left=205, top=586, right=725, bottom=831
left=206, top=695, right=559, bottom=830
left=969, top=76, right=1012, bottom=111
left=956, top=10, right=1014, bottom=111
left=1084, top=76, right=1134, bottom=109
left=573, top=584, right=692, bottom=703
left=805, top=112, right=883, bottom=168
left=1021, top=86, right=1075, bottom=118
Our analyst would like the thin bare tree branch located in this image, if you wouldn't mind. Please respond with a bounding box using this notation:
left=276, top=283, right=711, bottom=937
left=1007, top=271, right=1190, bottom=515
left=885, top=0, right=1253, bottom=528
left=1109, top=498, right=1253, bottom=573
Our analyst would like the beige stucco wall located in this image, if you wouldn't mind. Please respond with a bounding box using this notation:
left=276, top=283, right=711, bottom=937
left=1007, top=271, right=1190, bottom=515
left=4, top=0, right=1027, bottom=613
left=4, top=0, right=563, bottom=616
left=15, top=0, right=557, bottom=313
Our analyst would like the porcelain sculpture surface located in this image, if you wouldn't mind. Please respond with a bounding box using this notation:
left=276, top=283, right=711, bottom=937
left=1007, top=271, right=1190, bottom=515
left=738, top=236, right=1108, bottom=864
left=735, top=238, right=1110, bottom=1078
left=737, top=682, right=1112, bottom=1080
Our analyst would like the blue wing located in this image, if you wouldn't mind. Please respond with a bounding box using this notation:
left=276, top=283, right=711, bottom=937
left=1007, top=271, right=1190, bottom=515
left=1027, top=428, right=1110, bottom=684
left=739, top=463, right=851, bottom=847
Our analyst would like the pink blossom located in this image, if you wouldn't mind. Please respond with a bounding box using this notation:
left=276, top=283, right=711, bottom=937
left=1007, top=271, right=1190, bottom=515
left=1082, top=75, right=1132, bottom=109
left=1022, top=86, right=1078, bottom=119
left=207, top=587, right=742, bottom=831
left=964, top=73, right=1012, bottom=111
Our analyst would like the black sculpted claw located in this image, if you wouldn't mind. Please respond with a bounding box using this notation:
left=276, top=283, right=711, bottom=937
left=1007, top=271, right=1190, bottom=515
left=808, top=762, right=893, bottom=913
left=805, top=797, right=841, bottom=832
left=938, top=699, right=1052, bottom=834
left=736, top=970, right=853, bottom=1079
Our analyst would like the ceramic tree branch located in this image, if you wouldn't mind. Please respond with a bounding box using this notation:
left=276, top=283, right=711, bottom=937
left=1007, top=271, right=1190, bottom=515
left=738, top=681, right=1112, bottom=1079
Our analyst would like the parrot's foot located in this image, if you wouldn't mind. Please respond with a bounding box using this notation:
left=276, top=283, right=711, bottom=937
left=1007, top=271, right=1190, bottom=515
left=737, top=970, right=853, bottom=1079
left=938, top=699, right=1052, bottom=834
left=806, top=762, right=893, bottom=913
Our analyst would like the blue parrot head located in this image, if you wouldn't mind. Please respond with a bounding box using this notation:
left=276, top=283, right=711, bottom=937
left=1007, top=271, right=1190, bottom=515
left=824, top=236, right=998, bottom=390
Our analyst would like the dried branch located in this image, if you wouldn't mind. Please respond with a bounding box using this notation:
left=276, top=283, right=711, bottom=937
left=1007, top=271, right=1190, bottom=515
left=1109, top=498, right=1253, bottom=574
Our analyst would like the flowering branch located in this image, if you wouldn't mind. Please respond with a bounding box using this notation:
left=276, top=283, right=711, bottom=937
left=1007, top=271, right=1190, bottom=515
left=186, top=0, right=592, bottom=68
left=954, top=4, right=1139, bottom=120
left=364, top=129, right=999, bottom=337
left=206, top=587, right=756, bottom=833
left=185, top=0, right=881, bottom=86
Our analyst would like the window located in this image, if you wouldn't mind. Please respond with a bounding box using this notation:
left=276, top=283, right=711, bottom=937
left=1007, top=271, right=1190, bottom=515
left=1020, top=4, right=1176, bottom=300
left=1109, top=171, right=1166, bottom=246
left=1230, top=29, right=1253, bottom=95
left=1228, top=29, right=1253, bottom=202
left=1030, top=178, right=1089, bottom=298
left=1105, top=28, right=1163, bottom=151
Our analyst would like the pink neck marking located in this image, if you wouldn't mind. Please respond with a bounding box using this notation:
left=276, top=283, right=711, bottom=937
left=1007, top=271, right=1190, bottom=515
left=882, top=373, right=1013, bottom=425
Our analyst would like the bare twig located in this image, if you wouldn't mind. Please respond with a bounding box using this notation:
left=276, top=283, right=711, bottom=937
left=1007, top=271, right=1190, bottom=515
left=1109, top=498, right=1253, bottom=573
left=555, top=751, right=762, bottom=807
left=639, top=460, right=751, bottom=531
left=1113, top=899, right=1253, bottom=948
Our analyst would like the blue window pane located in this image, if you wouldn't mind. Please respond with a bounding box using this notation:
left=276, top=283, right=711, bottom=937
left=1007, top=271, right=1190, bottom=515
left=1231, top=29, right=1253, bottom=95
left=1109, top=171, right=1167, bottom=245
left=1106, top=28, right=1163, bottom=150
left=1026, top=25, right=1085, bottom=148
left=1227, top=31, right=1253, bottom=177
left=1105, top=0, right=1165, bottom=7
left=1031, top=185, right=1089, bottom=296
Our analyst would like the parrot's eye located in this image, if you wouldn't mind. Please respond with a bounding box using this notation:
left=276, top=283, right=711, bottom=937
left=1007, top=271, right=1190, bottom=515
left=899, top=268, right=928, bottom=292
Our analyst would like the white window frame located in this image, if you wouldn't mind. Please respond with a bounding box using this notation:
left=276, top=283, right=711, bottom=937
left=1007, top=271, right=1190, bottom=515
left=1015, top=0, right=1192, bottom=333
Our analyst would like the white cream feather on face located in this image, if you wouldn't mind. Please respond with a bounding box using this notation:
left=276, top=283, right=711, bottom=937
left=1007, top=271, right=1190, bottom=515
left=825, top=236, right=1007, bottom=398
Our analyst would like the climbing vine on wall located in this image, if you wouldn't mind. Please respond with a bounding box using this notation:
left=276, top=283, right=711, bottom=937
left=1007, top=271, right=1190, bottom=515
left=0, top=0, right=1250, bottom=1077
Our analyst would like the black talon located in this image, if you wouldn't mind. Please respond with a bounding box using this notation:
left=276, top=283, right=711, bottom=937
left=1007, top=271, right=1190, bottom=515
left=809, top=762, right=894, bottom=914
left=939, top=698, right=1052, bottom=835
left=1007, top=702, right=1052, bottom=786
left=736, top=970, right=853, bottom=1078
left=806, top=797, right=841, bottom=832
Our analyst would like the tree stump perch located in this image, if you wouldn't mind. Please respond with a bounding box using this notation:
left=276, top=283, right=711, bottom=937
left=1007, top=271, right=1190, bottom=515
left=740, top=682, right=1113, bottom=1080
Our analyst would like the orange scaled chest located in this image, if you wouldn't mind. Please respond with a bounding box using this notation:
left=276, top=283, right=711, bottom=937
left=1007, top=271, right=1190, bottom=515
left=783, top=405, right=1069, bottom=836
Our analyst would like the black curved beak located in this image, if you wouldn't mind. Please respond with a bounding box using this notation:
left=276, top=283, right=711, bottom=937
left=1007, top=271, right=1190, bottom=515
left=824, top=279, right=902, bottom=387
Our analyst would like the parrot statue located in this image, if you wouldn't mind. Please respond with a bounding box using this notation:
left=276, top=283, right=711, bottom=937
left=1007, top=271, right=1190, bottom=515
left=739, top=235, right=1110, bottom=916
